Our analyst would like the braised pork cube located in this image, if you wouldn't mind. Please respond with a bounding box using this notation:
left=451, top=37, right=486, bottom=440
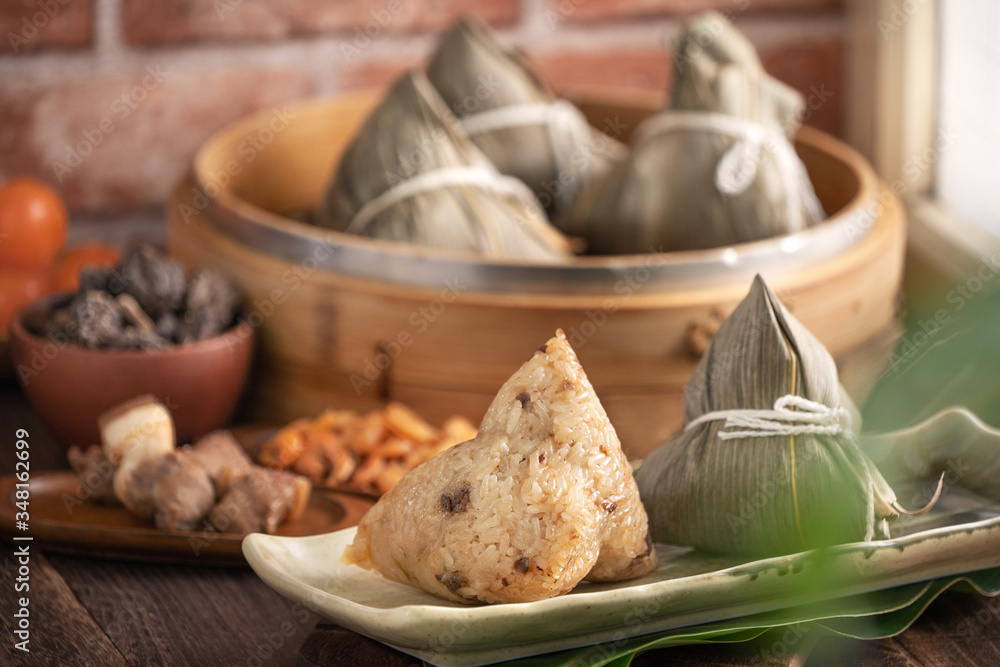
left=122, top=452, right=215, bottom=530
left=184, top=430, right=255, bottom=495
left=208, top=469, right=311, bottom=535
left=67, top=445, right=120, bottom=506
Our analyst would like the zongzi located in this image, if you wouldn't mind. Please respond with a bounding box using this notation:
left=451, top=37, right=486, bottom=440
left=566, top=12, right=825, bottom=254
left=426, top=17, right=626, bottom=221
left=635, top=276, right=933, bottom=557
left=317, top=71, right=571, bottom=259
left=343, top=330, right=657, bottom=604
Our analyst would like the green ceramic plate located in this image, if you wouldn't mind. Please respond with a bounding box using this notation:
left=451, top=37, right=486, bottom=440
left=244, top=488, right=1000, bottom=666
left=243, top=407, right=1000, bottom=666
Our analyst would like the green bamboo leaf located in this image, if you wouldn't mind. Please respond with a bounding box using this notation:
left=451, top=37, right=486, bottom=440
left=493, top=567, right=1000, bottom=667
left=499, top=626, right=770, bottom=667
left=864, top=288, right=1000, bottom=432
left=818, top=566, right=1000, bottom=639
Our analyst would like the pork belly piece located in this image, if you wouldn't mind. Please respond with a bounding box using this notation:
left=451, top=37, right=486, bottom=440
left=184, top=430, right=254, bottom=494
left=208, top=468, right=311, bottom=535
left=99, top=396, right=176, bottom=512
left=93, top=395, right=310, bottom=535
left=67, top=445, right=121, bottom=506
left=122, top=452, right=215, bottom=530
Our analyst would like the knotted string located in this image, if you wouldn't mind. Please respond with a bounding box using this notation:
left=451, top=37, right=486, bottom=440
left=631, top=111, right=825, bottom=231
left=347, top=165, right=540, bottom=235
left=684, top=394, right=852, bottom=440
left=459, top=101, right=625, bottom=209
left=686, top=394, right=891, bottom=542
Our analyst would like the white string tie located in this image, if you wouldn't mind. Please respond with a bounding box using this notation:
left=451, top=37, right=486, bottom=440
left=347, top=166, right=539, bottom=234
left=632, top=111, right=825, bottom=231
left=459, top=101, right=625, bottom=209
left=684, top=393, right=894, bottom=544
left=459, top=102, right=577, bottom=137
left=684, top=394, right=851, bottom=440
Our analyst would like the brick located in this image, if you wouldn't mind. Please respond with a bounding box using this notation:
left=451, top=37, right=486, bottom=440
left=0, top=67, right=311, bottom=213
left=532, top=38, right=842, bottom=137
left=339, top=58, right=425, bottom=91
left=0, top=0, right=92, bottom=54
left=123, top=0, right=519, bottom=47
left=553, top=0, right=842, bottom=24
left=761, top=39, right=843, bottom=137
left=533, top=49, right=673, bottom=95
left=337, top=51, right=668, bottom=98
left=339, top=37, right=842, bottom=137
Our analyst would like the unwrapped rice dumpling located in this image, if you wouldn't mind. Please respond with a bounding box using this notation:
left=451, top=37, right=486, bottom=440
left=318, top=71, right=571, bottom=259
left=566, top=12, right=825, bottom=254
left=343, top=330, right=657, bottom=604
left=635, top=276, right=927, bottom=558
left=426, top=17, right=626, bottom=221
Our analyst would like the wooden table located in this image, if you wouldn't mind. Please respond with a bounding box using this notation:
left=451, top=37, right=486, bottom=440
left=1, top=385, right=999, bottom=666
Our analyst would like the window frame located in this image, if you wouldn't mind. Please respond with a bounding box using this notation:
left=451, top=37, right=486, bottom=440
left=845, top=0, right=1000, bottom=281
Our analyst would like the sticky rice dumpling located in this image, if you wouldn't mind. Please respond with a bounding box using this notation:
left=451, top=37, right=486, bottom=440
left=566, top=12, right=825, bottom=254
left=343, top=330, right=657, bottom=604
left=635, top=276, right=929, bottom=558
left=426, top=17, right=626, bottom=221
left=317, top=71, right=571, bottom=259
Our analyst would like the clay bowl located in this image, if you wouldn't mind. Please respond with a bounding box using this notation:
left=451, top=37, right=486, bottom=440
left=8, top=293, right=254, bottom=450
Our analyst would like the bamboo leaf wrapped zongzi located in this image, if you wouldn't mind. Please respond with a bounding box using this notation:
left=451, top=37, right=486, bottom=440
left=566, top=12, right=825, bottom=254
left=317, top=71, right=572, bottom=259
left=426, top=17, right=626, bottom=222
left=635, top=276, right=933, bottom=557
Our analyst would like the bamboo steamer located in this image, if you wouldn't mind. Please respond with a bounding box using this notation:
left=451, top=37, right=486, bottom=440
left=167, top=88, right=904, bottom=458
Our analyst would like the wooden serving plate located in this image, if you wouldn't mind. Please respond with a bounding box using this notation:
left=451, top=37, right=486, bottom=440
left=0, top=471, right=373, bottom=566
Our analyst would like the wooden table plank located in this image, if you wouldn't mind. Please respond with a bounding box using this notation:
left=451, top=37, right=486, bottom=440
left=0, top=544, right=127, bottom=666
left=0, top=381, right=66, bottom=475
left=47, top=553, right=319, bottom=666
left=844, top=590, right=1000, bottom=667
left=299, top=624, right=418, bottom=667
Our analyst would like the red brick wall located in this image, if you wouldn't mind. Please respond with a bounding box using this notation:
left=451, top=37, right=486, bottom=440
left=0, top=0, right=844, bottom=216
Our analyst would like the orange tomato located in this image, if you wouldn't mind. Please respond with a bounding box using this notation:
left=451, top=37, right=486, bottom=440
left=0, top=269, right=48, bottom=333
left=50, top=243, right=121, bottom=292
left=0, top=178, right=68, bottom=271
